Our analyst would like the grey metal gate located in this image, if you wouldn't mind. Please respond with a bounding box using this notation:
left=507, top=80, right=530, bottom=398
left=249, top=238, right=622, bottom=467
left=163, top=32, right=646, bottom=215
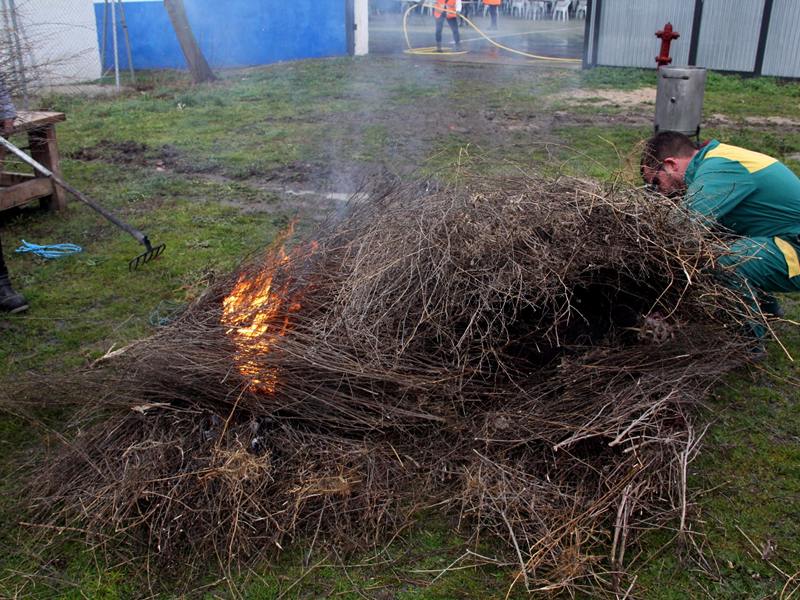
left=584, top=0, right=800, bottom=78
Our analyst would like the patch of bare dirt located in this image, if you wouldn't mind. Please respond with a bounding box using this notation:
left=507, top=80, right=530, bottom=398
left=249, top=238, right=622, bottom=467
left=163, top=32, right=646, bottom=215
left=70, top=141, right=221, bottom=175
left=191, top=165, right=382, bottom=221
left=490, top=106, right=652, bottom=134
left=551, top=87, right=656, bottom=107
left=708, top=113, right=800, bottom=131
left=69, top=140, right=149, bottom=165
left=552, top=110, right=652, bottom=127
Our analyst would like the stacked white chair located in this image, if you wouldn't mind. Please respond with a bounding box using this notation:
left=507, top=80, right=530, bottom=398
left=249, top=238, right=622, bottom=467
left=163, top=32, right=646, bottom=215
left=509, top=0, right=527, bottom=18
left=552, top=0, right=570, bottom=20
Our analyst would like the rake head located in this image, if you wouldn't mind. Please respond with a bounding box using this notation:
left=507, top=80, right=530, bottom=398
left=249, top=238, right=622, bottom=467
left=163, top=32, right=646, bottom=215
left=129, top=237, right=166, bottom=271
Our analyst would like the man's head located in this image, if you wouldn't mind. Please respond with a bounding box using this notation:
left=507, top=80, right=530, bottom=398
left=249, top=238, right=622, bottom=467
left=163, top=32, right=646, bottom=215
left=641, top=131, right=699, bottom=196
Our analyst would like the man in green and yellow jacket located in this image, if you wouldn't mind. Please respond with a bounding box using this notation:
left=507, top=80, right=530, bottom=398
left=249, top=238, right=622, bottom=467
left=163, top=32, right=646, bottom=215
left=641, top=131, right=800, bottom=327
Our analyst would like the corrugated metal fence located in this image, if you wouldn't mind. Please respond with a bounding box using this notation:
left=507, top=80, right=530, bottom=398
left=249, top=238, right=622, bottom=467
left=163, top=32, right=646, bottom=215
left=584, top=0, right=800, bottom=78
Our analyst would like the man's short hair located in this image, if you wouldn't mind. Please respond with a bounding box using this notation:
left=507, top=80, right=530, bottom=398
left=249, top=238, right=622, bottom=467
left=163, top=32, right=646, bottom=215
left=640, top=131, right=698, bottom=178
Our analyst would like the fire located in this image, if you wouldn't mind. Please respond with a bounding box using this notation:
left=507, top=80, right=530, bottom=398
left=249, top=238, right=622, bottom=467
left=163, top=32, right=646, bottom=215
left=221, top=232, right=317, bottom=392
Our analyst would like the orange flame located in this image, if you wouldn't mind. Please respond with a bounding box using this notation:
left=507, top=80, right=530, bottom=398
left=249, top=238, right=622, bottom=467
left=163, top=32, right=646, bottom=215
left=221, top=230, right=317, bottom=393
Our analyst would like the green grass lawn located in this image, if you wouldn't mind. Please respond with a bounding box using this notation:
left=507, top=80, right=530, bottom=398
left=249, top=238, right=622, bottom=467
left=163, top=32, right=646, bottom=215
left=1, top=58, right=799, bottom=598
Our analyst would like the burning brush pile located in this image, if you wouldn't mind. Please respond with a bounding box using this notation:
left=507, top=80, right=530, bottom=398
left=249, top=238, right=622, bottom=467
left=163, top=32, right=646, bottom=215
left=20, top=171, right=763, bottom=593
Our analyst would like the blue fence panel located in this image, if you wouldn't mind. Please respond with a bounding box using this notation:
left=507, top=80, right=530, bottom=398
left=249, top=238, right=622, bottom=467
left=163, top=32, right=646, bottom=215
left=94, top=0, right=348, bottom=70
left=95, top=1, right=184, bottom=69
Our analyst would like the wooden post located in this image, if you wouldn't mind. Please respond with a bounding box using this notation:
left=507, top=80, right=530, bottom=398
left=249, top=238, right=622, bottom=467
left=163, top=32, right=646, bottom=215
left=29, top=125, right=66, bottom=211
left=163, top=0, right=216, bottom=83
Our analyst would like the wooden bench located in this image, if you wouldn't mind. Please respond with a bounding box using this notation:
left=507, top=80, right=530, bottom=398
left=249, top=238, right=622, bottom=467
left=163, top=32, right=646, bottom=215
left=0, top=111, right=67, bottom=212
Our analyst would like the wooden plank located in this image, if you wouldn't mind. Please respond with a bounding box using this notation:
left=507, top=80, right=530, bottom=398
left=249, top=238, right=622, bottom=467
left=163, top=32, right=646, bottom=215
left=8, top=111, right=66, bottom=135
left=0, top=178, right=55, bottom=211
left=29, top=124, right=67, bottom=210
left=0, top=171, right=35, bottom=186
left=0, top=112, right=67, bottom=212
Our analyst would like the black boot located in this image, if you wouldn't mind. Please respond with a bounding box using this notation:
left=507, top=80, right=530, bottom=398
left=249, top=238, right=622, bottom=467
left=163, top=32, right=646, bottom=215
left=0, top=275, right=28, bottom=313
left=759, top=294, right=784, bottom=318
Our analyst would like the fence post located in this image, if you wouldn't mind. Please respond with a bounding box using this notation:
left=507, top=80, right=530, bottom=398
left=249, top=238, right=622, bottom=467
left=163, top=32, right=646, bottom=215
left=754, top=0, right=774, bottom=76
left=590, top=0, right=602, bottom=68
left=687, top=0, right=703, bottom=67
left=345, top=0, right=354, bottom=55
left=110, top=0, right=120, bottom=89
left=118, top=0, right=136, bottom=83
left=582, top=0, right=593, bottom=69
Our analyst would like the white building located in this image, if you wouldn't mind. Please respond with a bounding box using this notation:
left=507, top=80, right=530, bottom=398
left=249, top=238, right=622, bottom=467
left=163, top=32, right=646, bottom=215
left=2, top=0, right=101, bottom=90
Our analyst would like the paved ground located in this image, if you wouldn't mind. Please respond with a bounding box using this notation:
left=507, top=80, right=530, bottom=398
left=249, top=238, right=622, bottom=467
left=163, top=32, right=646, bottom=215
left=369, top=7, right=585, bottom=67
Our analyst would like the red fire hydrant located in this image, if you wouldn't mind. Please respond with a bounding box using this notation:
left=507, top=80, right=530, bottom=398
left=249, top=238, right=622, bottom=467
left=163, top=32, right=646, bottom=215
left=655, top=23, right=680, bottom=68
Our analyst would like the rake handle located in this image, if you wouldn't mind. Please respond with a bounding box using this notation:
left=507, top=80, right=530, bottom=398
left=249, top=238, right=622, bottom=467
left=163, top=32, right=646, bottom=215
left=0, top=135, right=149, bottom=247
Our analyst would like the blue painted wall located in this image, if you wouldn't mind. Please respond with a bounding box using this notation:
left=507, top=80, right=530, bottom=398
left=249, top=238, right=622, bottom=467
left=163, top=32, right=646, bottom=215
left=94, top=0, right=348, bottom=70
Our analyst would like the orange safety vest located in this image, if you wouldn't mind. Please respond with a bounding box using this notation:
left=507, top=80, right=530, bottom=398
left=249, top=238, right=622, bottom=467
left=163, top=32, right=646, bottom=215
left=483, top=0, right=501, bottom=5
left=433, top=0, right=458, bottom=19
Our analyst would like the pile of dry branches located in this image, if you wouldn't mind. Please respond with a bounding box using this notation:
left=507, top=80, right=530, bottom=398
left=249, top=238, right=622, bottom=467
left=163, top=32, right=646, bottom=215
left=15, top=170, right=764, bottom=594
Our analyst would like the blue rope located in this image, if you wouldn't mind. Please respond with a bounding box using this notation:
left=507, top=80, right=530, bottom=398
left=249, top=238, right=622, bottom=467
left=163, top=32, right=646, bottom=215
left=15, top=239, right=83, bottom=259
left=149, top=300, right=186, bottom=327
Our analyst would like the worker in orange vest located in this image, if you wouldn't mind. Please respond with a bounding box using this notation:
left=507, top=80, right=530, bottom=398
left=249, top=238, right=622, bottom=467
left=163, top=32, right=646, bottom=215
left=431, top=0, right=462, bottom=52
left=483, top=0, right=501, bottom=30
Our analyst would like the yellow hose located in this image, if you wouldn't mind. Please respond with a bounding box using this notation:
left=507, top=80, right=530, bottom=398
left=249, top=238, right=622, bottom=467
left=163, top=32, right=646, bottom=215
left=402, top=2, right=581, bottom=63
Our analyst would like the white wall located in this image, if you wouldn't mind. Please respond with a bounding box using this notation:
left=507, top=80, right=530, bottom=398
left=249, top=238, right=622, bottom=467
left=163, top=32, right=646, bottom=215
left=5, top=0, right=101, bottom=87
left=355, top=0, right=368, bottom=56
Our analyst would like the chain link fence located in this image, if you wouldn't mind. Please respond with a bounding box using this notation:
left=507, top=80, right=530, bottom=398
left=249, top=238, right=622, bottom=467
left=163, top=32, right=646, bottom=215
left=1, top=0, right=109, bottom=105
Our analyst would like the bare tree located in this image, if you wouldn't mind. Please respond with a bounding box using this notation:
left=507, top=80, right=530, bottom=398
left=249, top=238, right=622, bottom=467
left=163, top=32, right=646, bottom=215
left=163, top=0, right=215, bottom=83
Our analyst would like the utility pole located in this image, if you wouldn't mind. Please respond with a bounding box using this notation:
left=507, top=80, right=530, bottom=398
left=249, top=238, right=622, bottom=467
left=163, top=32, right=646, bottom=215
left=110, top=0, right=119, bottom=89
left=163, top=0, right=216, bottom=83
left=101, top=0, right=135, bottom=89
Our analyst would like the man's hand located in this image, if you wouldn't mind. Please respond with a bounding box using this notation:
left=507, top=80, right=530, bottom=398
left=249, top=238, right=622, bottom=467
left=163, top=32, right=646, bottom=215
left=1, top=118, right=14, bottom=136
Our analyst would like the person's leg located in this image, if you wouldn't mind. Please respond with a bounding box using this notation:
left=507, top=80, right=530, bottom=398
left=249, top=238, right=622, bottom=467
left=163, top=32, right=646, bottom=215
left=0, top=233, right=28, bottom=314
left=719, top=237, right=800, bottom=294
left=717, top=236, right=800, bottom=338
left=0, top=233, right=7, bottom=279
left=759, top=294, right=785, bottom=317
left=490, top=5, right=498, bottom=28
left=435, top=15, right=445, bottom=50
left=448, top=17, right=461, bottom=46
